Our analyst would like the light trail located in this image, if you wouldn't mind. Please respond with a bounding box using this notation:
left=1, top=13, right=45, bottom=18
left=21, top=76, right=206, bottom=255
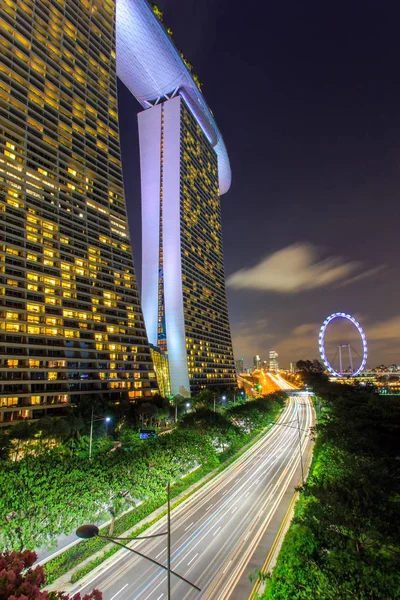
left=72, top=398, right=314, bottom=600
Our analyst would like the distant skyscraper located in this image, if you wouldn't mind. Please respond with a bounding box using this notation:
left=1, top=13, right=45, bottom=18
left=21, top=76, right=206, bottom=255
left=135, top=5, right=236, bottom=395
left=290, top=362, right=297, bottom=374
left=269, top=351, right=279, bottom=371
left=0, top=0, right=157, bottom=425
left=253, top=355, right=261, bottom=369
left=235, top=358, right=244, bottom=374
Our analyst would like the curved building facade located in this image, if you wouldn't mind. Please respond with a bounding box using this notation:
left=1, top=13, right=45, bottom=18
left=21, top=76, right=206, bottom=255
left=0, top=0, right=158, bottom=424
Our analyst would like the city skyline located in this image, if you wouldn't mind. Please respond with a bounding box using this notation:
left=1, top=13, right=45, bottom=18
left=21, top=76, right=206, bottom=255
left=118, top=0, right=400, bottom=369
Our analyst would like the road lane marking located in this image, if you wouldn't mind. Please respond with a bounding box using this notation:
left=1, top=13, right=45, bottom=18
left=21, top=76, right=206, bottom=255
left=205, top=504, right=214, bottom=512
left=187, top=552, right=198, bottom=565
left=222, top=559, right=232, bottom=574
left=155, top=549, right=164, bottom=559
left=156, top=595, right=164, bottom=599
left=213, top=526, right=221, bottom=537
left=109, top=583, right=128, bottom=600
left=184, top=521, right=194, bottom=531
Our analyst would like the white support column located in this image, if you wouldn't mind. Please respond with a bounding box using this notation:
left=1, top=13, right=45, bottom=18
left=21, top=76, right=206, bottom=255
left=138, top=104, right=162, bottom=346
left=162, top=97, right=190, bottom=396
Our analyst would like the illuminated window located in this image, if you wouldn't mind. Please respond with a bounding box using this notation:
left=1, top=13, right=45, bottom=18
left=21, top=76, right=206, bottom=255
left=27, top=315, right=40, bottom=323
left=6, top=312, right=18, bottom=320
left=27, top=303, right=41, bottom=313
left=28, top=326, right=41, bottom=334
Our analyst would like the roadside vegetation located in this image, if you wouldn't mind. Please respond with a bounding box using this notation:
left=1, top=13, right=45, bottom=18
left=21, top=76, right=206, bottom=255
left=0, top=549, right=100, bottom=599
left=260, top=360, right=400, bottom=600
left=0, top=390, right=285, bottom=584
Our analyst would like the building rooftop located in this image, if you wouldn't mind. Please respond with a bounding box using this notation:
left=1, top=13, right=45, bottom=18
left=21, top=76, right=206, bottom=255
left=116, top=0, right=231, bottom=195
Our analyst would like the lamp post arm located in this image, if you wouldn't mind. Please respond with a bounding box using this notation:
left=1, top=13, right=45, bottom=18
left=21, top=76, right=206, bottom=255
left=270, top=422, right=309, bottom=433
left=100, top=532, right=167, bottom=541
left=98, top=536, right=201, bottom=592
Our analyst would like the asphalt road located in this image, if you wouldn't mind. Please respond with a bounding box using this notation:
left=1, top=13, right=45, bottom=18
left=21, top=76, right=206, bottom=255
left=73, top=397, right=314, bottom=600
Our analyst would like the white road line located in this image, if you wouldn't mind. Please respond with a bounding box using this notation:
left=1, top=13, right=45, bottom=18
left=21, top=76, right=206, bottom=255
left=187, top=552, right=199, bottom=566
left=231, top=506, right=238, bottom=514
left=213, top=526, right=221, bottom=537
left=156, top=594, right=164, bottom=600
left=155, top=549, right=164, bottom=559
left=184, top=521, right=194, bottom=532
left=109, top=583, right=128, bottom=600
left=222, top=559, right=232, bottom=574
left=205, top=504, right=214, bottom=512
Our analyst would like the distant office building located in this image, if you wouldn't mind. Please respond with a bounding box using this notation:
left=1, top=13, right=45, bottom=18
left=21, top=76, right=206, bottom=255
left=149, top=345, right=171, bottom=399
left=269, top=351, right=279, bottom=371
left=137, top=4, right=236, bottom=396
left=0, top=0, right=159, bottom=425
left=235, top=358, right=244, bottom=374
left=290, top=362, right=297, bottom=374
left=253, top=355, right=261, bottom=369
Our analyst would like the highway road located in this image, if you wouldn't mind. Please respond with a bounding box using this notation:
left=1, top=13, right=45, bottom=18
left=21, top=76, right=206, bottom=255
left=256, top=371, right=281, bottom=395
left=72, top=395, right=314, bottom=600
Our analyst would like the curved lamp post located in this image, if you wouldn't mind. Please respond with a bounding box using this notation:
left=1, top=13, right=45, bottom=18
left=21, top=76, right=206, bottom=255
left=76, top=483, right=200, bottom=599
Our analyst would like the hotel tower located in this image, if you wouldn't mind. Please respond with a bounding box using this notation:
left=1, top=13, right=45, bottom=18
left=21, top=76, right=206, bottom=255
left=127, top=3, right=236, bottom=395
left=0, top=0, right=158, bottom=424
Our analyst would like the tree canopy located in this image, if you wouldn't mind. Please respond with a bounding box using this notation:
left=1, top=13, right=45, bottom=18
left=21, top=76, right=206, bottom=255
left=262, top=368, right=400, bottom=600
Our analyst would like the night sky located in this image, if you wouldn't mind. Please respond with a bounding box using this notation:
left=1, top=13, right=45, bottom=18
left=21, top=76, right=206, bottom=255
left=118, top=0, right=400, bottom=370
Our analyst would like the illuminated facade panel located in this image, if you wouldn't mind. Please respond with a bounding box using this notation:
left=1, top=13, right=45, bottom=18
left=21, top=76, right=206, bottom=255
left=140, top=96, right=236, bottom=396
left=0, top=0, right=157, bottom=424
left=149, top=345, right=171, bottom=399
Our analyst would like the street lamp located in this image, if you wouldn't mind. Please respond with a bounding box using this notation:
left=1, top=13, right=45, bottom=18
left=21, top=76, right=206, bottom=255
left=185, top=402, right=190, bottom=414
left=89, top=406, right=111, bottom=461
left=76, top=483, right=200, bottom=599
left=270, top=412, right=308, bottom=485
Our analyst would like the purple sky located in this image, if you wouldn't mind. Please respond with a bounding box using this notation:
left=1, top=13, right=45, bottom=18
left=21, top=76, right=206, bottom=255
left=118, top=0, right=400, bottom=370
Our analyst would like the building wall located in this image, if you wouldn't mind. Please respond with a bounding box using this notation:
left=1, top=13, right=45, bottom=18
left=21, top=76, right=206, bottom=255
left=179, top=99, right=235, bottom=393
left=0, top=0, right=156, bottom=424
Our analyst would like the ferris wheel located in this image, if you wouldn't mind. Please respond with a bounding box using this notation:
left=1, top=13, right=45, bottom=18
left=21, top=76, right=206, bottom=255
left=319, top=312, right=367, bottom=377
